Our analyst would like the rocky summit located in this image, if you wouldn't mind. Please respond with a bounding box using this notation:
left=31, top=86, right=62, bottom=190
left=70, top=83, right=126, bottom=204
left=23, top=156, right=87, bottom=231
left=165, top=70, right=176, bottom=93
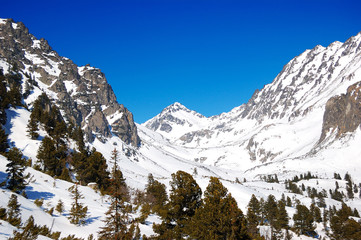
left=0, top=18, right=140, bottom=147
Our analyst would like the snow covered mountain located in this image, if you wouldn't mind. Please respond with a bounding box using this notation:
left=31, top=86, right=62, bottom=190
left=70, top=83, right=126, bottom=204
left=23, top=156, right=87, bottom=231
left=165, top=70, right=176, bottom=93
left=1, top=17, right=361, bottom=239
left=143, top=31, right=361, bottom=176
left=0, top=18, right=140, bottom=147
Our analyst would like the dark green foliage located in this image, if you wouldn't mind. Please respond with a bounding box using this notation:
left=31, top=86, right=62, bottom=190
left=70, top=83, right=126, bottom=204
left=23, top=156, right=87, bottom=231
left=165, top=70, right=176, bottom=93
left=264, top=194, right=278, bottom=227
left=286, top=196, right=292, bottom=207
left=285, top=180, right=302, bottom=194
left=71, top=126, right=87, bottom=154
left=7, top=194, right=22, bottom=227
left=9, top=215, right=38, bottom=240
left=330, top=188, right=344, bottom=201
left=275, top=200, right=289, bottom=230
left=263, top=174, right=279, bottom=183
left=293, top=204, right=315, bottom=235
left=0, top=207, right=7, bottom=220
left=189, top=177, right=251, bottom=240
left=56, top=199, right=64, bottom=215
left=153, top=170, right=202, bottom=239
left=34, top=198, right=44, bottom=208
left=36, top=136, right=59, bottom=176
left=74, top=150, right=110, bottom=191
left=98, top=149, right=131, bottom=240
left=4, top=71, right=22, bottom=108
left=0, top=127, right=9, bottom=153
left=28, top=93, right=67, bottom=139
left=346, top=174, right=354, bottom=199
left=247, top=194, right=261, bottom=236
left=145, top=173, right=168, bottom=214
left=310, top=203, right=322, bottom=223
left=6, top=147, right=28, bottom=193
left=0, top=69, right=9, bottom=124
left=26, top=116, right=39, bottom=139
left=330, top=202, right=361, bottom=240
left=68, top=184, right=88, bottom=225
left=334, top=172, right=341, bottom=180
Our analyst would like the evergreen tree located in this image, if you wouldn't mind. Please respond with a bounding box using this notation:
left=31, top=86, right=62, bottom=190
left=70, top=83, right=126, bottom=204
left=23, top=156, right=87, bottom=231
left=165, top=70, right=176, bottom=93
left=0, top=127, right=9, bottom=153
left=330, top=202, right=361, bottom=239
left=68, top=184, right=88, bottom=225
left=10, top=215, right=39, bottom=240
left=286, top=196, right=292, bottom=207
left=275, top=200, right=289, bottom=230
left=0, top=69, right=9, bottom=125
left=56, top=199, right=64, bottom=215
left=264, top=194, right=278, bottom=227
left=77, top=150, right=110, bottom=191
left=346, top=176, right=354, bottom=199
left=145, top=173, right=168, bottom=214
left=98, top=148, right=131, bottom=240
left=7, top=194, right=22, bottom=227
left=6, top=147, right=28, bottom=193
left=293, top=204, right=315, bottom=235
left=0, top=207, right=6, bottom=220
left=247, top=194, right=261, bottom=237
left=26, top=115, right=39, bottom=140
left=153, top=170, right=202, bottom=239
left=310, top=203, right=322, bottom=223
left=189, top=177, right=251, bottom=240
left=36, top=136, right=60, bottom=176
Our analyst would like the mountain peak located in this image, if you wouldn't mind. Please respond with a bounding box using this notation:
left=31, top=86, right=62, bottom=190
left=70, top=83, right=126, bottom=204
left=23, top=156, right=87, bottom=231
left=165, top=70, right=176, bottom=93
left=143, top=102, right=208, bottom=140
left=161, top=102, right=204, bottom=117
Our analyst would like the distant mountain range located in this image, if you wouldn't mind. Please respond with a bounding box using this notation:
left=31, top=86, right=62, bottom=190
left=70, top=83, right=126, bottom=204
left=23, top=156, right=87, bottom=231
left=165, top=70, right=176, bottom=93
left=1, top=17, right=361, bottom=239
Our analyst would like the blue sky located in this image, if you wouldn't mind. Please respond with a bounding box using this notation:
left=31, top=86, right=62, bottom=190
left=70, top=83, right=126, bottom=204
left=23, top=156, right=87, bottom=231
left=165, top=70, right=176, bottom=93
left=2, top=0, right=361, bottom=123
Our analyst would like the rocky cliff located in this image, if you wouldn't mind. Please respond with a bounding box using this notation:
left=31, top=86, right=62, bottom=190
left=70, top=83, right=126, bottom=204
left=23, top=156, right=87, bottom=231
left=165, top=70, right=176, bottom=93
left=0, top=18, right=140, bottom=147
left=320, top=81, right=361, bottom=141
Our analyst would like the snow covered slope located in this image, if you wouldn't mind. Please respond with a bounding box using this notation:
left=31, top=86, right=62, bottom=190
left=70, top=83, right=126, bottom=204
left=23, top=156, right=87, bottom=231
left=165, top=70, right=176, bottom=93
left=1, top=17, right=361, bottom=240
left=143, top=31, right=361, bottom=173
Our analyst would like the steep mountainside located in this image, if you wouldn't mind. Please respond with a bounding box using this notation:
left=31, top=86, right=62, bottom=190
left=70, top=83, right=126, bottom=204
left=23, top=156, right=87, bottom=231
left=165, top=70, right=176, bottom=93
left=0, top=18, right=140, bottom=147
left=143, top=31, right=361, bottom=171
left=1, top=18, right=361, bottom=240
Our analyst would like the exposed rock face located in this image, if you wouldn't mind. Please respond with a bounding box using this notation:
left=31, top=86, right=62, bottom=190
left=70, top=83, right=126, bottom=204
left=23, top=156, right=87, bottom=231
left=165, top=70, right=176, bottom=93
left=0, top=18, right=140, bottom=147
left=144, top=31, right=361, bottom=167
left=320, top=81, right=361, bottom=141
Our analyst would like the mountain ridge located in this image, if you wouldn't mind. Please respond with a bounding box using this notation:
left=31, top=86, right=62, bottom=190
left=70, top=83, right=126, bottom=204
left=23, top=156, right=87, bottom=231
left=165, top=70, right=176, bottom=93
left=0, top=18, right=140, bottom=147
left=143, top=30, right=361, bottom=170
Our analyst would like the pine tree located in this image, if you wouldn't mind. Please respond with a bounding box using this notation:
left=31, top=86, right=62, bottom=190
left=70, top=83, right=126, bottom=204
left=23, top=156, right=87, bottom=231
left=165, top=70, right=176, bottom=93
left=275, top=200, right=289, bottom=230
left=153, top=170, right=202, bottom=239
left=286, top=196, right=292, bottom=207
left=0, top=69, right=9, bottom=125
left=0, top=207, right=6, bottom=220
left=36, top=136, right=59, bottom=176
left=310, top=203, right=322, bottom=223
left=247, top=194, right=261, bottom=237
left=293, top=204, right=315, bottom=235
left=26, top=115, right=39, bottom=140
left=98, top=148, right=131, bottom=240
left=264, top=194, right=278, bottom=228
left=189, top=177, right=251, bottom=240
left=56, top=199, right=64, bottom=215
left=145, top=173, right=168, bottom=214
left=7, top=194, right=22, bottom=227
left=10, top=215, right=39, bottom=240
left=68, top=184, right=88, bottom=225
left=6, top=147, right=28, bottom=193
left=0, top=127, right=9, bottom=153
left=77, top=150, right=110, bottom=191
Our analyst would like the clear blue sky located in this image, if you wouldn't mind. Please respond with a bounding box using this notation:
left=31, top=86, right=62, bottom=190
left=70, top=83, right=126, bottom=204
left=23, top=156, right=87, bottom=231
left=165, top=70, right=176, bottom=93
left=2, top=0, right=361, bottom=123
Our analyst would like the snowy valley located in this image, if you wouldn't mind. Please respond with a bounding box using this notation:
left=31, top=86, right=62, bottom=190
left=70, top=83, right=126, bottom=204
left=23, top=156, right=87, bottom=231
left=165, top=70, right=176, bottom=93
left=1, top=17, right=361, bottom=239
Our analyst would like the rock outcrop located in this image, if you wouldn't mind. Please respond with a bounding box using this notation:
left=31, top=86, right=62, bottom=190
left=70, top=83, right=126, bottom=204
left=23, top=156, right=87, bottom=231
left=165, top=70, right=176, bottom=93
left=0, top=18, right=140, bottom=147
left=320, top=81, right=361, bottom=141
